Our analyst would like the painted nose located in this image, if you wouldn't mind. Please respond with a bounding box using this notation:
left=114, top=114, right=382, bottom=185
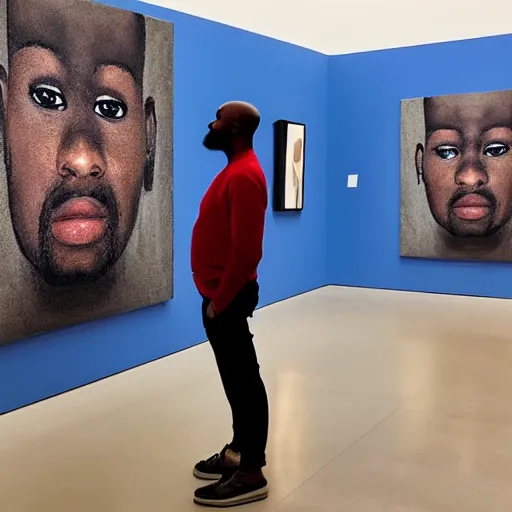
left=456, top=157, right=488, bottom=188
left=58, top=133, right=106, bottom=179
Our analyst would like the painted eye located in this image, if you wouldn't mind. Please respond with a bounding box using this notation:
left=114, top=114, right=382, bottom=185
left=435, top=145, right=459, bottom=160
left=94, top=95, right=127, bottom=120
left=484, top=143, right=509, bottom=157
left=30, top=85, right=66, bottom=111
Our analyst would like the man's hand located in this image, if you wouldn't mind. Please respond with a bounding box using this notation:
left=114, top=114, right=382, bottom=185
left=206, top=301, right=216, bottom=319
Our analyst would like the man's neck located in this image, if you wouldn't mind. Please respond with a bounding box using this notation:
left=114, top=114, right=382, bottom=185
left=225, top=141, right=254, bottom=163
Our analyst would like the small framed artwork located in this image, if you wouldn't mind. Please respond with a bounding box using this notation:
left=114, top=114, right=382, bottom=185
left=273, top=120, right=306, bottom=211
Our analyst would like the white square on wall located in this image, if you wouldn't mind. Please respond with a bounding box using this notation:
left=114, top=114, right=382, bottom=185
left=347, top=174, right=358, bottom=188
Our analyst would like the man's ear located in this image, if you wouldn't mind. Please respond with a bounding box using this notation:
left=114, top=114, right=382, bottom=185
left=0, top=65, right=8, bottom=169
left=415, top=143, right=424, bottom=185
left=143, top=96, right=156, bottom=192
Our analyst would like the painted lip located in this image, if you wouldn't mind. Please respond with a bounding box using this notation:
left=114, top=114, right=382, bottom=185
left=51, top=197, right=108, bottom=247
left=452, top=193, right=492, bottom=221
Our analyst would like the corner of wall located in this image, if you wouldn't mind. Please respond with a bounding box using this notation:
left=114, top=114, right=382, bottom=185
left=325, top=54, right=341, bottom=284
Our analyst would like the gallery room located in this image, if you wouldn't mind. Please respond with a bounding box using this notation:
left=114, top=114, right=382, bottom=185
left=1, top=0, right=511, bottom=510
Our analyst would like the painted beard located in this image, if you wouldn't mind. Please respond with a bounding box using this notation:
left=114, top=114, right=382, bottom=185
left=37, top=182, right=121, bottom=286
left=5, top=156, right=122, bottom=287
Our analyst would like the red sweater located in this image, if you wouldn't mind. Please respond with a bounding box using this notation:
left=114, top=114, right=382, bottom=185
left=191, top=149, right=267, bottom=313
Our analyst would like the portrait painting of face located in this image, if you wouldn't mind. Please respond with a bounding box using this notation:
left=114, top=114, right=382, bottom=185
left=400, top=89, right=512, bottom=262
left=273, top=120, right=305, bottom=212
left=0, top=0, right=174, bottom=345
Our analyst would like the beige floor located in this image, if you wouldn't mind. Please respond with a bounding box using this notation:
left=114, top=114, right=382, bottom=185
left=2, top=285, right=512, bottom=511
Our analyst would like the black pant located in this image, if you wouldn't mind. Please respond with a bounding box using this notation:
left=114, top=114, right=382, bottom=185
left=201, top=280, right=269, bottom=471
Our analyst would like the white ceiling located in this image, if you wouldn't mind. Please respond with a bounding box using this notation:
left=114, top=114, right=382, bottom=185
left=141, top=0, right=512, bottom=55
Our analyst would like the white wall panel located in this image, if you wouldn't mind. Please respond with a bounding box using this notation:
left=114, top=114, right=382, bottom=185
left=141, top=0, right=512, bottom=54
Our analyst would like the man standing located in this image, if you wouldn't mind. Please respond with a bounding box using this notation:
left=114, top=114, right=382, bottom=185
left=190, top=101, right=269, bottom=507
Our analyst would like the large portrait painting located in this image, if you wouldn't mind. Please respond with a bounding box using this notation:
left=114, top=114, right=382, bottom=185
left=0, top=0, right=174, bottom=345
left=400, top=89, right=512, bottom=262
left=273, top=120, right=305, bottom=211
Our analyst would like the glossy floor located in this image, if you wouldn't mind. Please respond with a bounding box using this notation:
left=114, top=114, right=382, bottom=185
left=2, top=286, right=512, bottom=511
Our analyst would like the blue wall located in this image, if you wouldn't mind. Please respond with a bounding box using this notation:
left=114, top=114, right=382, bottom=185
left=0, top=1, right=328, bottom=414
left=327, top=34, right=512, bottom=298
left=9, top=2, right=508, bottom=416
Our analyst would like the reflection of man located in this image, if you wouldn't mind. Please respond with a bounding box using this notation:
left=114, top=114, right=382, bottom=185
left=415, top=91, right=512, bottom=257
left=0, top=0, right=156, bottom=287
left=291, top=136, right=303, bottom=209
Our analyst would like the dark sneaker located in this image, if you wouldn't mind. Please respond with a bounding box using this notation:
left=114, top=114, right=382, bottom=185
left=193, top=445, right=239, bottom=480
left=194, top=470, right=269, bottom=508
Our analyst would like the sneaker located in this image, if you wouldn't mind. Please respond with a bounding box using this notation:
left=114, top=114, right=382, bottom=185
left=193, top=445, right=239, bottom=481
left=194, top=470, right=269, bottom=508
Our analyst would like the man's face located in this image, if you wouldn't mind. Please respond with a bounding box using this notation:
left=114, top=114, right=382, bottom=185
left=203, top=105, right=235, bottom=152
left=417, top=92, right=512, bottom=237
left=2, top=0, right=154, bottom=286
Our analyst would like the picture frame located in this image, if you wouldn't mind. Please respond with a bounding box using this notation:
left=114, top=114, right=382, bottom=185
left=400, top=88, right=512, bottom=262
left=273, top=119, right=306, bottom=212
left=0, top=0, right=174, bottom=345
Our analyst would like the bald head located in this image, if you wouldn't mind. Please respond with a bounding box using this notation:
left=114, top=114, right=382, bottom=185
left=218, top=101, right=261, bottom=136
left=203, top=100, right=261, bottom=155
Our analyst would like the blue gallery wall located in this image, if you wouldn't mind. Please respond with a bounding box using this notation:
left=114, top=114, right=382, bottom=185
left=327, top=34, right=512, bottom=299
left=0, top=1, right=328, bottom=413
